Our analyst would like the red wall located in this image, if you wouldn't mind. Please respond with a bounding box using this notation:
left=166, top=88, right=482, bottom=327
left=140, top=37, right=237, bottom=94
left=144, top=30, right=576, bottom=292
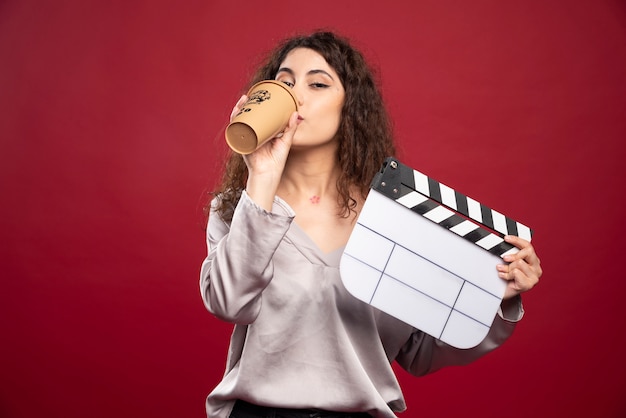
left=1, top=1, right=625, bottom=417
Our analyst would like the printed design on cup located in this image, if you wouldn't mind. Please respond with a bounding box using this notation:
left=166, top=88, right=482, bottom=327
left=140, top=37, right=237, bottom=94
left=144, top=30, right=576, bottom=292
left=235, top=90, right=271, bottom=117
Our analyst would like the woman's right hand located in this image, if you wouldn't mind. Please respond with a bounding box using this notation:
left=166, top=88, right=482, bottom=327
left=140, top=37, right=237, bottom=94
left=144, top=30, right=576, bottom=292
left=230, top=94, right=299, bottom=211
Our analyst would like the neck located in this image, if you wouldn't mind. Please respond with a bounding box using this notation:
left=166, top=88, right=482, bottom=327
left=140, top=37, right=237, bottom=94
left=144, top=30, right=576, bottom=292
left=278, top=145, right=340, bottom=202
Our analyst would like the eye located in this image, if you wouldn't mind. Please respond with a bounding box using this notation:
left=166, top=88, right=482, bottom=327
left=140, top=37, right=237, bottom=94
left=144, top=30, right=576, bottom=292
left=310, top=82, right=329, bottom=89
left=280, top=80, right=294, bottom=88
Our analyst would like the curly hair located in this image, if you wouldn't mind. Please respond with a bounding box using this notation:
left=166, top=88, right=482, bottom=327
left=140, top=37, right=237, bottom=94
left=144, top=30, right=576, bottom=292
left=208, top=31, right=396, bottom=223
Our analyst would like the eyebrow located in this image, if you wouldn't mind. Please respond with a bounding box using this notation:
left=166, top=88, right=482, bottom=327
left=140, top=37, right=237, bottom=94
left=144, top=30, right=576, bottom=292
left=276, top=67, right=335, bottom=80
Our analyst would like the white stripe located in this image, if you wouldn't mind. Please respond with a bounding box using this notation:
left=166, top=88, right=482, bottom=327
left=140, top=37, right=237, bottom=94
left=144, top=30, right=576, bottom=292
left=475, top=234, right=504, bottom=250
left=517, top=223, right=532, bottom=241
left=440, top=183, right=457, bottom=210
left=450, top=220, right=479, bottom=237
left=467, top=197, right=483, bottom=223
left=413, top=170, right=429, bottom=197
left=491, top=210, right=507, bottom=235
left=423, top=205, right=455, bottom=223
left=396, top=191, right=428, bottom=208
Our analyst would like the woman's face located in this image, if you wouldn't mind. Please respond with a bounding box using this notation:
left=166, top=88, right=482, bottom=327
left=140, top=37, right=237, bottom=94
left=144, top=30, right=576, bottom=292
left=275, top=48, right=345, bottom=149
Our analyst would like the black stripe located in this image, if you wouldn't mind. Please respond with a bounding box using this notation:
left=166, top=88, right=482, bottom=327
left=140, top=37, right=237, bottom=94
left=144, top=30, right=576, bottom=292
left=480, top=204, right=494, bottom=229
left=505, top=217, right=518, bottom=237
left=439, top=214, right=465, bottom=229
left=454, top=190, right=469, bottom=217
left=427, top=177, right=441, bottom=203
left=488, top=241, right=516, bottom=256
left=411, top=199, right=440, bottom=215
left=464, top=227, right=491, bottom=242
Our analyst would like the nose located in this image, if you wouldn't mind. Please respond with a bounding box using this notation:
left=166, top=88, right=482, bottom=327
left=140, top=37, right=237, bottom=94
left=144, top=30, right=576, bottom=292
left=291, top=84, right=304, bottom=107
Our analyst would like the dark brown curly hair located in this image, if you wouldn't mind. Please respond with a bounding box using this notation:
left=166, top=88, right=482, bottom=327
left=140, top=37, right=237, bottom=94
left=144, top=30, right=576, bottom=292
left=208, top=31, right=396, bottom=223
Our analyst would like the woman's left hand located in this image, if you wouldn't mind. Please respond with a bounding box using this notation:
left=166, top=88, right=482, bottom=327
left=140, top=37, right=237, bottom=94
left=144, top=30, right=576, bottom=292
left=497, top=235, right=542, bottom=300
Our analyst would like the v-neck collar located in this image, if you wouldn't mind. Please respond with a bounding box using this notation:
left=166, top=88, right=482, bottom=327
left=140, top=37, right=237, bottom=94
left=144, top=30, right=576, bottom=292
left=287, top=222, right=346, bottom=267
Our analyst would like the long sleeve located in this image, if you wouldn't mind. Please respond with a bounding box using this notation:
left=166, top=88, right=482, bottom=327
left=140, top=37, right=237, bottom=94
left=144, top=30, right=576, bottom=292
left=199, top=191, right=295, bottom=324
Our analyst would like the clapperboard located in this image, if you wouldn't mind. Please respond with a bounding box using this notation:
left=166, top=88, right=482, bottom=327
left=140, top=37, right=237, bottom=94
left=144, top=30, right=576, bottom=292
left=340, top=157, right=533, bottom=348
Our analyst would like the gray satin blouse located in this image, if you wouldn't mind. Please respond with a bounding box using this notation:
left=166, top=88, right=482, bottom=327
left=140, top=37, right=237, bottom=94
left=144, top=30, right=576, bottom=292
left=200, top=191, right=522, bottom=418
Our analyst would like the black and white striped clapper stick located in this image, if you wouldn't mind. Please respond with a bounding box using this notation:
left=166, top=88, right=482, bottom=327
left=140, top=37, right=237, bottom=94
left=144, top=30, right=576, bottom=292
left=371, top=157, right=533, bottom=258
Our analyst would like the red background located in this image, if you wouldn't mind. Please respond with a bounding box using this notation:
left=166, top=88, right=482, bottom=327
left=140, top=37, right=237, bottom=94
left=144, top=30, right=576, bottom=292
left=1, top=1, right=625, bottom=417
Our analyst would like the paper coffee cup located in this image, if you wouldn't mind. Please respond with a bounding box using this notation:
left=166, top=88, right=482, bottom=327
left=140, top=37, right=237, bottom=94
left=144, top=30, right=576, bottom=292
left=225, top=80, right=298, bottom=154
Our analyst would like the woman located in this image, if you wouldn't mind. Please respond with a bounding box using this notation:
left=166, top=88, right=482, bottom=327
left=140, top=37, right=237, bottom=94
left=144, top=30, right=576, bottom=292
left=200, top=31, right=541, bottom=418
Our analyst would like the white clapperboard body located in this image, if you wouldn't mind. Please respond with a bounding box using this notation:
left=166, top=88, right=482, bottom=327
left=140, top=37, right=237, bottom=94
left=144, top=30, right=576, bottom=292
left=340, top=158, right=533, bottom=349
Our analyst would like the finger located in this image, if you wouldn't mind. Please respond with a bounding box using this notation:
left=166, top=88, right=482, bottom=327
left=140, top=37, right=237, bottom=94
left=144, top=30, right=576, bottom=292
left=284, top=111, right=299, bottom=133
left=497, top=258, right=527, bottom=280
left=510, top=259, right=540, bottom=287
left=503, top=274, right=531, bottom=299
left=503, top=245, right=532, bottom=263
left=230, top=95, right=248, bottom=121
left=503, top=235, right=540, bottom=264
left=500, top=266, right=534, bottom=296
left=503, top=234, right=529, bottom=248
left=276, top=111, right=299, bottom=143
left=501, top=257, right=542, bottom=290
left=510, top=259, right=534, bottom=279
left=253, top=111, right=299, bottom=156
left=512, top=267, right=538, bottom=292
